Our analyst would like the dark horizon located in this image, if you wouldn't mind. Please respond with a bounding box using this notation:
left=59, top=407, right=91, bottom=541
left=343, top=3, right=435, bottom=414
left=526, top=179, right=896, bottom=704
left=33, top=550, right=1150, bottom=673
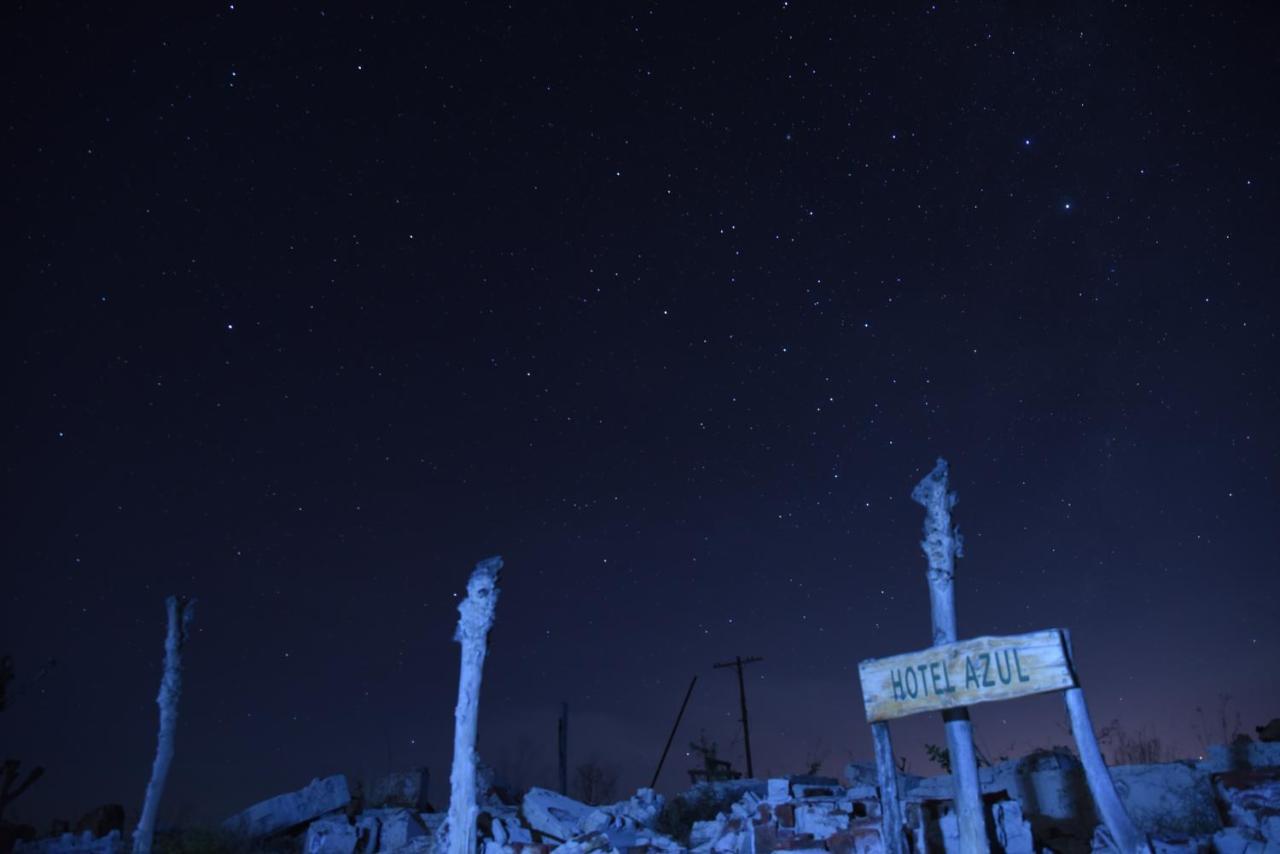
left=3, top=1, right=1277, bottom=830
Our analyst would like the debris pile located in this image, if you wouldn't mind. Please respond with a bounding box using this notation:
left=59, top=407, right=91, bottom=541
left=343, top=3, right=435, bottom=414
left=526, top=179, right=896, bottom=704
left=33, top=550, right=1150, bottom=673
left=210, top=773, right=892, bottom=854
left=10, top=740, right=1280, bottom=853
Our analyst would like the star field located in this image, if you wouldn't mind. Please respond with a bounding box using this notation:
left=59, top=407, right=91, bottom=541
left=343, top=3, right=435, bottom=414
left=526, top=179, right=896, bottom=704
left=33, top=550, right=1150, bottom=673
left=2, top=1, right=1278, bottom=826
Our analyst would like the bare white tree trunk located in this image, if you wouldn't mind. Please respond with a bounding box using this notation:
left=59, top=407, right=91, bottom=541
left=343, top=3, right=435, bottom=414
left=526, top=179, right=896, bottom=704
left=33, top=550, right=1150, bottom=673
left=133, top=596, right=195, bottom=854
left=912, top=460, right=989, bottom=854
left=445, top=557, right=503, bottom=854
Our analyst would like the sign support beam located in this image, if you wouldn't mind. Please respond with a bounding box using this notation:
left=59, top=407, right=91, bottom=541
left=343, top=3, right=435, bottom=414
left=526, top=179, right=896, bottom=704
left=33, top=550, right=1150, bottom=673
left=911, top=459, right=989, bottom=853
left=1061, top=631, right=1149, bottom=853
left=871, top=721, right=907, bottom=854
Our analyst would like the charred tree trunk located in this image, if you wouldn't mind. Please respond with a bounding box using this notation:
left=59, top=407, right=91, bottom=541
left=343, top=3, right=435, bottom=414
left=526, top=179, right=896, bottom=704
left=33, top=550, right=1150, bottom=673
left=445, top=557, right=503, bottom=854
left=133, top=596, right=195, bottom=854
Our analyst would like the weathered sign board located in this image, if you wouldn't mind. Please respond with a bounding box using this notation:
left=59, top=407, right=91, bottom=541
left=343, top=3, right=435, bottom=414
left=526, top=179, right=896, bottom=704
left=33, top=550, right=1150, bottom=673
left=861, top=460, right=1148, bottom=853
left=858, top=629, right=1076, bottom=723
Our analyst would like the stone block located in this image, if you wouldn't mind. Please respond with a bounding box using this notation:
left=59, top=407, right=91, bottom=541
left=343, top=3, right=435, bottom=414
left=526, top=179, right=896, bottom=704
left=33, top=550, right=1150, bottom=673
left=1109, top=763, right=1221, bottom=838
left=362, top=809, right=426, bottom=852
left=824, top=819, right=885, bottom=854
left=305, top=818, right=357, bottom=854
left=223, top=775, right=352, bottom=838
left=603, top=787, right=663, bottom=827
left=354, top=813, right=380, bottom=853
left=789, top=776, right=840, bottom=800
left=1214, top=770, right=1280, bottom=832
left=845, top=784, right=878, bottom=803
left=490, top=816, right=532, bottom=846
left=752, top=822, right=780, bottom=852
left=1211, top=826, right=1271, bottom=854
left=1263, top=814, right=1280, bottom=845
left=368, top=769, right=430, bottom=811
left=1200, top=742, right=1280, bottom=774
left=519, top=788, right=595, bottom=843
left=689, top=818, right=724, bottom=848
left=793, top=803, right=848, bottom=839
left=991, top=800, right=1033, bottom=854
left=767, top=778, right=791, bottom=805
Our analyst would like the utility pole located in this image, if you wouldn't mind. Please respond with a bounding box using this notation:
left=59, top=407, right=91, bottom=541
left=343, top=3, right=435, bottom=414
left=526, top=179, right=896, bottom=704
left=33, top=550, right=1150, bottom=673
left=713, top=655, right=763, bottom=778
left=651, top=676, right=697, bottom=789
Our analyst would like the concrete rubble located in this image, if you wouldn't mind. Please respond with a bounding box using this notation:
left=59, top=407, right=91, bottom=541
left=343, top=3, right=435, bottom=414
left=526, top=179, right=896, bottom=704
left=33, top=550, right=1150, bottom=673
left=250, top=744, right=1280, bottom=853
left=19, top=737, right=1261, bottom=854
left=222, top=774, right=352, bottom=838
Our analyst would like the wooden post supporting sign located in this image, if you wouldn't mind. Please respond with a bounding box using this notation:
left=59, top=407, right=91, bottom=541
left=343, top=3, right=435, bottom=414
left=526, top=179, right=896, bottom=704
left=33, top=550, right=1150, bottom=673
left=870, top=721, right=908, bottom=854
left=1061, top=631, right=1148, bottom=854
left=858, top=461, right=1149, bottom=852
left=910, top=459, right=989, bottom=853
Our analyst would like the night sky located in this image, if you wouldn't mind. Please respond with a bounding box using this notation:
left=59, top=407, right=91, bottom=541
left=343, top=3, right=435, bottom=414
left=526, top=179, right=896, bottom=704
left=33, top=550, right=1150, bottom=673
left=4, top=1, right=1278, bottom=829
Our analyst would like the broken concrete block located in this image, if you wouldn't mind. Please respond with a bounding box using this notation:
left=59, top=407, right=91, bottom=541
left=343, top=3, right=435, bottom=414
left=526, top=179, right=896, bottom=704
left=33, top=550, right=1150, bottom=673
left=789, top=776, right=841, bottom=800
left=418, top=813, right=446, bottom=838
left=362, top=809, right=427, bottom=852
left=489, top=815, right=532, bottom=846
left=689, top=817, right=725, bottom=849
left=521, top=788, right=597, bottom=843
left=354, top=813, right=380, bottom=853
left=824, top=819, right=885, bottom=854
left=305, top=818, right=358, bottom=854
left=686, top=813, right=753, bottom=852
left=1211, top=826, right=1270, bottom=854
left=1263, top=814, right=1280, bottom=846
left=991, top=800, right=1033, bottom=854
left=794, top=802, right=849, bottom=839
left=223, top=775, right=352, bottom=838
left=1111, top=762, right=1221, bottom=838
left=601, top=787, right=663, bottom=827
left=1215, top=770, right=1280, bottom=832
left=766, top=778, right=790, bottom=804
left=368, top=769, right=430, bottom=811
left=1200, top=742, right=1280, bottom=774
left=845, top=784, right=878, bottom=803
left=14, top=830, right=122, bottom=854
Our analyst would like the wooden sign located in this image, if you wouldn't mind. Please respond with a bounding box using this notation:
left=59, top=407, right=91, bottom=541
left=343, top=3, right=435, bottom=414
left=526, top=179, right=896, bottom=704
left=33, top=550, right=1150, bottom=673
left=858, top=629, right=1076, bottom=723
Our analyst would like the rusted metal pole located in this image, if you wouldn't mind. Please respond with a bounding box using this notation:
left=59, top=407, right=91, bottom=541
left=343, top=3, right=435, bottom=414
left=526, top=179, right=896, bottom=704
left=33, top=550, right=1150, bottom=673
left=651, top=676, right=697, bottom=789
